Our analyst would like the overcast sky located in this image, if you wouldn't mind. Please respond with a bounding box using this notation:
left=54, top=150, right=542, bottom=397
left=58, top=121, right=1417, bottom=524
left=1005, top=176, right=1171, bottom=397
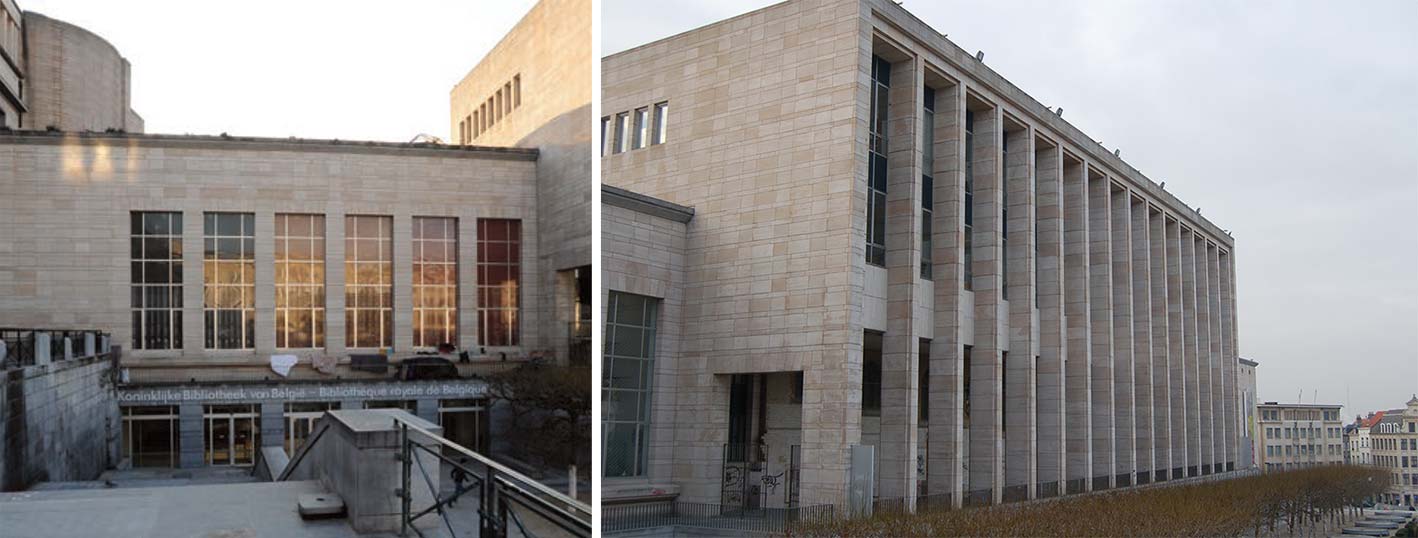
left=20, top=0, right=538, bottom=142
left=606, top=0, right=1418, bottom=417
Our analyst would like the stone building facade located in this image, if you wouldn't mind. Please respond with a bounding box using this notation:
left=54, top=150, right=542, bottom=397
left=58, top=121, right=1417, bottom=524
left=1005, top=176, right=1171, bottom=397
left=0, top=0, right=21, bottom=129
left=601, top=0, right=1243, bottom=510
left=1, top=0, right=589, bottom=472
left=1255, top=403, right=1344, bottom=472
left=450, top=0, right=593, bottom=366
left=1239, top=357, right=1259, bottom=469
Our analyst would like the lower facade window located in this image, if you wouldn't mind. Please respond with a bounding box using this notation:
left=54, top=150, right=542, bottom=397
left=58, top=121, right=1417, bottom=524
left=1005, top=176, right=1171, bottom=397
left=602, top=291, right=658, bottom=478
left=346, top=215, right=394, bottom=349
left=284, top=401, right=338, bottom=456
left=440, top=398, right=489, bottom=454
left=276, top=214, right=326, bottom=349
left=413, top=217, right=458, bottom=348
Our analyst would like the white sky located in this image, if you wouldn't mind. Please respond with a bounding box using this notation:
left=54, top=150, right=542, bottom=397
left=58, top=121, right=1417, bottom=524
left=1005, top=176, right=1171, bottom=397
left=605, top=0, right=1418, bottom=417
left=19, top=0, right=538, bottom=142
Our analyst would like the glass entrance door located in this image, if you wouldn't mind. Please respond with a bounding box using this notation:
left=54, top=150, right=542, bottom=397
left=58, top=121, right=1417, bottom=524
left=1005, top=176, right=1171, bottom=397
left=205, top=405, right=258, bottom=466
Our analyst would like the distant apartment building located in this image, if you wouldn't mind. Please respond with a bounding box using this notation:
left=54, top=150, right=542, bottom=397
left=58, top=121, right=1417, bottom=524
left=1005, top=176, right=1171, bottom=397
left=1370, top=397, right=1418, bottom=509
left=1346, top=410, right=1386, bottom=466
left=601, top=0, right=1244, bottom=510
left=1256, top=403, right=1344, bottom=472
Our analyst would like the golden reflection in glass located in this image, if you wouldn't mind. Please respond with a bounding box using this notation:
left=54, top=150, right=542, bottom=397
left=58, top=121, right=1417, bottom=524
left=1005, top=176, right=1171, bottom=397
left=276, top=214, right=326, bottom=349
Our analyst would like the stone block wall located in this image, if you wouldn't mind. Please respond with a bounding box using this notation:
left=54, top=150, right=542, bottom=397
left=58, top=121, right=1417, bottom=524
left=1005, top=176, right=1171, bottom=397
left=0, top=353, right=118, bottom=491
left=22, top=12, right=142, bottom=133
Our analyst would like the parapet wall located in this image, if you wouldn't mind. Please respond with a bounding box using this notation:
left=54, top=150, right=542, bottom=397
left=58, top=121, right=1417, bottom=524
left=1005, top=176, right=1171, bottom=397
left=0, top=352, right=119, bottom=491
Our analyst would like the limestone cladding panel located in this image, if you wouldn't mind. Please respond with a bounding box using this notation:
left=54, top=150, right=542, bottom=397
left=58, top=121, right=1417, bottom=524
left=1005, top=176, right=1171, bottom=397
left=601, top=202, right=688, bottom=488
left=0, top=134, right=539, bottom=365
left=603, top=0, right=865, bottom=506
left=22, top=13, right=141, bottom=133
left=451, top=0, right=592, bottom=360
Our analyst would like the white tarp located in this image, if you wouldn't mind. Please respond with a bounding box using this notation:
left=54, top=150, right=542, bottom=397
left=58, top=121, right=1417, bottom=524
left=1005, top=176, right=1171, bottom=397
left=270, top=354, right=298, bottom=377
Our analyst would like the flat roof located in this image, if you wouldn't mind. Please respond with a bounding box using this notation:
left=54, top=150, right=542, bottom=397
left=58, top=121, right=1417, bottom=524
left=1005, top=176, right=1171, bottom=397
left=0, top=129, right=539, bottom=161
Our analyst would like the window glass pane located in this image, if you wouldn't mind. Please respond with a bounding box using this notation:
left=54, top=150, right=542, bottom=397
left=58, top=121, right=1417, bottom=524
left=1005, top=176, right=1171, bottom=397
left=413, top=217, right=458, bottom=348
left=204, top=213, right=255, bottom=349
left=346, top=216, right=393, bottom=348
left=477, top=219, right=520, bottom=347
left=132, top=212, right=183, bottom=350
left=601, top=291, right=658, bottom=478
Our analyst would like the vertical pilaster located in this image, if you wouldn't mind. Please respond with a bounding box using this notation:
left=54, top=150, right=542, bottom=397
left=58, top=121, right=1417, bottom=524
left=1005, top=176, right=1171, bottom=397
left=967, top=103, right=1004, bottom=505
left=1165, top=217, right=1187, bottom=478
left=1062, top=156, right=1091, bottom=493
left=459, top=218, right=479, bottom=351
left=1130, top=196, right=1154, bottom=483
left=1194, top=233, right=1213, bottom=473
left=182, top=209, right=204, bottom=355
left=255, top=211, right=276, bottom=355
left=1033, top=141, right=1065, bottom=498
left=1004, top=124, right=1037, bottom=502
left=326, top=210, right=346, bottom=356
left=1220, top=249, right=1236, bottom=470
left=393, top=214, right=414, bottom=354
left=880, top=54, right=922, bottom=504
left=1148, top=208, right=1171, bottom=481
left=1109, top=186, right=1134, bottom=487
left=1180, top=227, right=1199, bottom=477
left=927, top=80, right=965, bottom=507
left=1087, top=170, right=1114, bottom=490
left=1207, top=243, right=1225, bottom=470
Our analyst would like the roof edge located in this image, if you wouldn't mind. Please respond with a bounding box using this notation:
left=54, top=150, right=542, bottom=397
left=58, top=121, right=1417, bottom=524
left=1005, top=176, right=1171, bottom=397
left=603, top=184, right=695, bottom=223
left=0, top=129, right=539, bottom=161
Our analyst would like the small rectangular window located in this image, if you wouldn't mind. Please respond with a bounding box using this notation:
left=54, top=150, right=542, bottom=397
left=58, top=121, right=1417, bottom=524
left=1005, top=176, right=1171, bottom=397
left=613, top=112, right=629, bottom=154
left=632, top=107, right=649, bottom=150
left=513, top=75, right=521, bottom=108
left=504, top=82, right=512, bottom=115
left=600, top=117, right=611, bottom=157
left=651, top=102, right=668, bottom=145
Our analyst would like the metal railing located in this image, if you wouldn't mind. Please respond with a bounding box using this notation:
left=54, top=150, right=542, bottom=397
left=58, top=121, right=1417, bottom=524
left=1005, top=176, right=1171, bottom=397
left=602, top=500, right=834, bottom=534
left=395, top=416, right=592, bottom=538
left=0, top=328, right=110, bottom=369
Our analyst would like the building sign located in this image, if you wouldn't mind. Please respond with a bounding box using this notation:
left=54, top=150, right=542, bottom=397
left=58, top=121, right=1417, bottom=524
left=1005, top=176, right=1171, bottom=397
left=118, top=380, right=487, bottom=405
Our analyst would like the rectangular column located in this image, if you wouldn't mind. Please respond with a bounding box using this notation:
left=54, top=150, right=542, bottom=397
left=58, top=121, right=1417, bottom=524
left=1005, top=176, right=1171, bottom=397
left=1180, top=227, right=1200, bottom=477
left=261, top=402, right=284, bottom=448
left=967, top=102, right=1004, bottom=506
left=1087, top=169, right=1114, bottom=491
left=1194, top=234, right=1213, bottom=473
left=1207, top=243, right=1226, bottom=471
left=880, top=54, right=922, bottom=505
left=1129, top=196, right=1153, bottom=484
left=1003, top=122, right=1037, bottom=502
left=1165, top=217, right=1187, bottom=479
left=1109, top=186, right=1134, bottom=488
left=179, top=403, right=205, bottom=468
left=1219, top=249, right=1236, bottom=470
left=927, top=79, right=966, bottom=508
left=1034, top=140, right=1066, bottom=498
left=416, top=398, right=440, bottom=424
left=1061, top=155, right=1091, bottom=494
left=1148, top=207, right=1171, bottom=482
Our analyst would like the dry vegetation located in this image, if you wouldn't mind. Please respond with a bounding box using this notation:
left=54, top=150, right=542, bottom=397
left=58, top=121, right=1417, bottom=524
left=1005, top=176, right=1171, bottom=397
left=790, top=466, right=1391, bottom=537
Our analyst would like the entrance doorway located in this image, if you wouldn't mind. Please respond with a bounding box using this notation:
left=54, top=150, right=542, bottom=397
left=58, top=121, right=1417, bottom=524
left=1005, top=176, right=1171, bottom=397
left=122, top=406, right=179, bottom=468
left=439, top=398, right=489, bottom=453
left=204, top=404, right=258, bottom=466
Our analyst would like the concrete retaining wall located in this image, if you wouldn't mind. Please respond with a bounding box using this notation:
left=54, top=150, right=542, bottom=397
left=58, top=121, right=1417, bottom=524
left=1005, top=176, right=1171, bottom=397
left=0, top=353, right=119, bottom=491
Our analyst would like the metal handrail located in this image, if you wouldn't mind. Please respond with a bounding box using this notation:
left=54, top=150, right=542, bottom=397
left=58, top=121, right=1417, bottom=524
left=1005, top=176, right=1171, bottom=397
left=393, top=416, right=591, bottom=537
